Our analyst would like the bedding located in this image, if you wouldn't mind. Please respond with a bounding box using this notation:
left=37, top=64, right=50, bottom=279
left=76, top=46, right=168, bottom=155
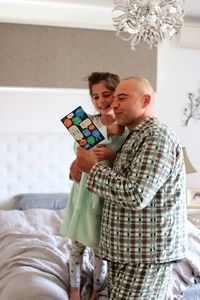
left=0, top=208, right=108, bottom=300
left=167, top=221, right=200, bottom=300
left=0, top=206, right=200, bottom=300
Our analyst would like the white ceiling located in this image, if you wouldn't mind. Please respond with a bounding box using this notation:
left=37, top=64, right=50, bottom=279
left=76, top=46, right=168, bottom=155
left=0, top=0, right=199, bottom=29
left=16, top=0, right=200, bottom=19
left=184, top=0, right=200, bottom=19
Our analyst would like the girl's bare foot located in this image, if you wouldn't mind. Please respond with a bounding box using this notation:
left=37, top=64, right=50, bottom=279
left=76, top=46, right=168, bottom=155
left=89, top=288, right=97, bottom=300
left=69, top=287, right=81, bottom=300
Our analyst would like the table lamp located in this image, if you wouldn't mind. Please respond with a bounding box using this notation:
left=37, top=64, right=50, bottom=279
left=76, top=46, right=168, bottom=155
left=182, top=147, right=196, bottom=174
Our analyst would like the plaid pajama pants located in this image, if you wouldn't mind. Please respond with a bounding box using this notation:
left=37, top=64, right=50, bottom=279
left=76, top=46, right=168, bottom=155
left=107, top=261, right=173, bottom=300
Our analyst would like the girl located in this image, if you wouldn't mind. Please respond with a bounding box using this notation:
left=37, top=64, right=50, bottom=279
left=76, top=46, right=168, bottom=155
left=60, top=72, right=128, bottom=300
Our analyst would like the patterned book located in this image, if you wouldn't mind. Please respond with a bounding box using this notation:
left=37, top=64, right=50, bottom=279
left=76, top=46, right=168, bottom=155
left=61, top=106, right=105, bottom=149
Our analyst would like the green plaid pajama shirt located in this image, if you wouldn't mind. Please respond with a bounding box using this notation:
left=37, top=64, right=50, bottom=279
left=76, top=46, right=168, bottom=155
left=87, top=117, right=187, bottom=299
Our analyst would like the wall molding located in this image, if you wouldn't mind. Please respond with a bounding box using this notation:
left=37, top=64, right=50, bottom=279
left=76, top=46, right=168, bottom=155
left=0, top=87, right=88, bottom=94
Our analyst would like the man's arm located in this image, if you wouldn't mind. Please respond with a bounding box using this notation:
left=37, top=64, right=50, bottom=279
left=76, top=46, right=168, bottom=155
left=76, top=147, right=98, bottom=173
left=77, top=133, right=181, bottom=211
left=69, top=158, right=83, bottom=183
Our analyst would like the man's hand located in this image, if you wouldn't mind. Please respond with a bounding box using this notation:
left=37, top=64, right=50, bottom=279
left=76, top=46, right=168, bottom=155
left=70, top=158, right=82, bottom=183
left=92, top=145, right=117, bottom=162
left=107, top=123, right=125, bottom=136
left=76, top=147, right=98, bottom=173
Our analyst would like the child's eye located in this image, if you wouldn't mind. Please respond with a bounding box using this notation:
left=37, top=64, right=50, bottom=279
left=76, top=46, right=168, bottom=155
left=103, top=93, right=112, bottom=98
left=93, top=96, right=99, bottom=101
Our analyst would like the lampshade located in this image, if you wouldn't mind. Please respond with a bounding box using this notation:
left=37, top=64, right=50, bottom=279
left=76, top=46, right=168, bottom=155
left=182, top=147, right=196, bottom=174
left=112, top=0, right=185, bottom=49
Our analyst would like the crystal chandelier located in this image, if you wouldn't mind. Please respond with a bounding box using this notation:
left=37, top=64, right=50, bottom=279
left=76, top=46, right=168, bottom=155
left=112, top=0, right=185, bottom=49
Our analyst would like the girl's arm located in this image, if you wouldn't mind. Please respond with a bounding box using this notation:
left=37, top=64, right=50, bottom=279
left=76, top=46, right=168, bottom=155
left=92, top=145, right=117, bottom=162
left=107, top=123, right=125, bottom=136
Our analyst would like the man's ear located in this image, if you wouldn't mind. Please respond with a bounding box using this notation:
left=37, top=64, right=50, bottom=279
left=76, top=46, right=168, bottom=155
left=142, top=94, right=151, bottom=108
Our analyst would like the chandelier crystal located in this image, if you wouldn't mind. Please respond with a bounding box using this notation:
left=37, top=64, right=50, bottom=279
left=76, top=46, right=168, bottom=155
left=112, top=0, right=185, bottom=49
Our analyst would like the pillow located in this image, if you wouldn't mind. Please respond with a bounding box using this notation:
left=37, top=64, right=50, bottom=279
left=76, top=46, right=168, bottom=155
left=15, top=193, right=68, bottom=210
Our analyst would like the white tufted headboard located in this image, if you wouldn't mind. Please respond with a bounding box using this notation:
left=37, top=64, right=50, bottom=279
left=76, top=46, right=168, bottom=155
left=0, top=132, right=74, bottom=209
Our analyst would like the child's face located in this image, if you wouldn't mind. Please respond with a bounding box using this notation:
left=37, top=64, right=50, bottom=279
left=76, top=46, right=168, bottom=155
left=91, top=81, right=114, bottom=115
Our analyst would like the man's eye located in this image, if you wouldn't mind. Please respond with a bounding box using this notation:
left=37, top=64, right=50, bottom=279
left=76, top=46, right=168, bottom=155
left=118, top=97, right=126, bottom=101
left=93, top=97, right=99, bottom=101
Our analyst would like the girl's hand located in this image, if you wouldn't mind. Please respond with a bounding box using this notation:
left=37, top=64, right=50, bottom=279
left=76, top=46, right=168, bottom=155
left=92, top=145, right=117, bottom=162
left=107, top=123, right=125, bottom=136
left=70, top=158, right=82, bottom=183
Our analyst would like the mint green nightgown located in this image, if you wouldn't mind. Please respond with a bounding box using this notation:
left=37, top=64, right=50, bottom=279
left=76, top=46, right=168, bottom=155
left=60, top=115, right=129, bottom=248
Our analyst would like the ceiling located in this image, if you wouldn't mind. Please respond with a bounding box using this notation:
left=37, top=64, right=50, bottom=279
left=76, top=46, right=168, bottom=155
left=0, top=0, right=199, bottom=30
left=18, top=0, right=200, bottom=19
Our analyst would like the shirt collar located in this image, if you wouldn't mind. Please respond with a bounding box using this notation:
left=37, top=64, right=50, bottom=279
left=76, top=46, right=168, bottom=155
left=130, top=116, right=158, bottom=133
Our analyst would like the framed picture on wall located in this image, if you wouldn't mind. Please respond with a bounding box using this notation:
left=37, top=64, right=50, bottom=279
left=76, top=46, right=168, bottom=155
left=187, top=188, right=200, bottom=208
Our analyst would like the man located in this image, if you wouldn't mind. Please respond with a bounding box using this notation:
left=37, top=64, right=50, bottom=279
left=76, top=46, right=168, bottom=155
left=76, top=76, right=187, bottom=300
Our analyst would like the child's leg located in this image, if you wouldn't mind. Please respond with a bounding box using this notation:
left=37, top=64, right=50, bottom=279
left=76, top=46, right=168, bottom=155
left=69, top=240, right=85, bottom=300
left=92, top=248, right=107, bottom=292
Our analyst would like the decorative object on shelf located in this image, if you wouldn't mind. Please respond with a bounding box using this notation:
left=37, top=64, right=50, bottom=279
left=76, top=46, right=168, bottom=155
left=182, top=147, right=196, bottom=174
left=182, top=90, right=200, bottom=126
left=187, top=188, right=200, bottom=208
left=112, top=0, right=185, bottom=49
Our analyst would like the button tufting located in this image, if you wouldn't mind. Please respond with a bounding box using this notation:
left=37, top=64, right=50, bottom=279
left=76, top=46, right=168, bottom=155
left=0, top=133, right=74, bottom=208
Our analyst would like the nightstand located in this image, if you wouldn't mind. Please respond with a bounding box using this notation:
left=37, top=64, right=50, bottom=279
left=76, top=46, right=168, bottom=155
left=187, top=209, right=200, bottom=229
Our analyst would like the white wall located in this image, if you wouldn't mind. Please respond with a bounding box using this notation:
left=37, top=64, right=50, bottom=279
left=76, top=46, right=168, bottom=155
left=0, top=87, right=94, bottom=133
left=156, top=41, right=200, bottom=188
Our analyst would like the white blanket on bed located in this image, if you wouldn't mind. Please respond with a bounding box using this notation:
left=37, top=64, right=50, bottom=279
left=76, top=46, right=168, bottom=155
left=0, top=209, right=108, bottom=300
left=167, top=221, right=200, bottom=300
left=0, top=209, right=200, bottom=300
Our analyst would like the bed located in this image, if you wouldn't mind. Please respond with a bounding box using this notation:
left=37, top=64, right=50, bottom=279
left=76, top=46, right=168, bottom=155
left=0, top=132, right=200, bottom=299
left=0, top=195, right=108, bottom=300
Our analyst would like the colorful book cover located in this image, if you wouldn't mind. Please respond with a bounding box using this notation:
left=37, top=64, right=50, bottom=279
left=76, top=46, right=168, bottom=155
left=61, top=106, right=105, bottom=149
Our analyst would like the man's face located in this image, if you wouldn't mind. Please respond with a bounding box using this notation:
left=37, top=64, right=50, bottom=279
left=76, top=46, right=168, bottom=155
left=112, top=79, right=145, bottom=129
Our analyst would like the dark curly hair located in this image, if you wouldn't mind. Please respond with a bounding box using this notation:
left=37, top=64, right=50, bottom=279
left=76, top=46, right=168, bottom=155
left=86, top=72, right=120, bottom=96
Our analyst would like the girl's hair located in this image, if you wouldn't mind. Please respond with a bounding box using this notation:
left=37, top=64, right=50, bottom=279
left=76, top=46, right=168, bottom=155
left=86, top=72, right=120, bottom=96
